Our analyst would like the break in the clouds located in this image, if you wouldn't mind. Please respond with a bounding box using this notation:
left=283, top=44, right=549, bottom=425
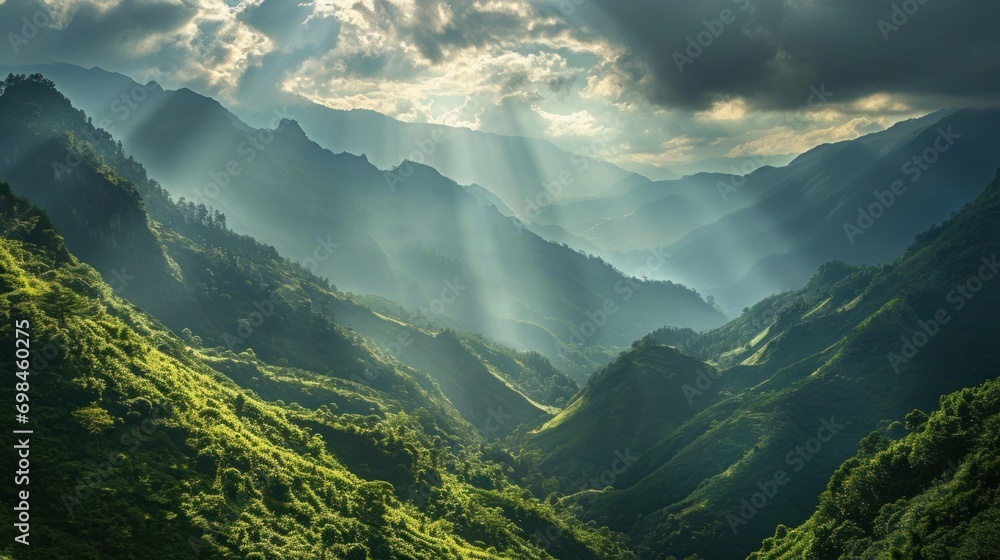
left=1, top=0, right=998, bottom=172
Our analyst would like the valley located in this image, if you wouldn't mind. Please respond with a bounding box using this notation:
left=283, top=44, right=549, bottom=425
left=1, top=13, right=998, bottom=555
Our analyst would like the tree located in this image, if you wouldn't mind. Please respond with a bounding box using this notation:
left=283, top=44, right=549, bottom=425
left=905, top=409, right=929, bottom=432
left=42, top=285, right=87, bottom=326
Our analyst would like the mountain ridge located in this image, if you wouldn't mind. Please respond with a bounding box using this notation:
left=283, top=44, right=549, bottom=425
left=522, top=168, right=1000, bottom=558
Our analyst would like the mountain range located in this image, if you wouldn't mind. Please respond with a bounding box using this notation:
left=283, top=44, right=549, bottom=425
left=537, top=109, right=1000, bottom=315
left=1, top=71, right=998, bottom=560
left=0, top=63, right=727, bottom=382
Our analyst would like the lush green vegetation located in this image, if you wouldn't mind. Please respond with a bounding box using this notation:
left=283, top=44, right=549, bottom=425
left=521, top=343, right=718, bottom=488
left=0, top=75, right=636, bottom=559
left=0, top=182, right=635, bottom=559
left=523, top=170, right=1000, bottom=558
left=0, top=72, right=576, bottom=436
left=750, top=376, right=1000, bottom=559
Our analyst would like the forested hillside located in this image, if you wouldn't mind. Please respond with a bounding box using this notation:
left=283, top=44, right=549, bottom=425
left=750, top=376, right=1000, bottom=559
left=522, top=170, right=1000, bottom=558
left=0, top=74, right=634, bottom=559
left=0, top=175, right=632, bottom=560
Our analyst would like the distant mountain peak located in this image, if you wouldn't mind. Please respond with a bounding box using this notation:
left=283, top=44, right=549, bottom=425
left=277, top=117, right=312, bottom=141
left=278, top=117, right=300, bottom=130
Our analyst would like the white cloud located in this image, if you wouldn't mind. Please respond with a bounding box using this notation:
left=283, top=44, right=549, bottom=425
left=696, top=98, right=748, bottom=122
left=538, top=108, right=607, bottom=137
left=727, top=116, right=899, bottom=157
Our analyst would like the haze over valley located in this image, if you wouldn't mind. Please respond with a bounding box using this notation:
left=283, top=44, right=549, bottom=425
left=1, top=1, right=999, bottom=558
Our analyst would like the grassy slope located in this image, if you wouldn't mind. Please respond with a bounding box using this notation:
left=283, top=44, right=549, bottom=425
left=522, top=344, right=718, bottom=486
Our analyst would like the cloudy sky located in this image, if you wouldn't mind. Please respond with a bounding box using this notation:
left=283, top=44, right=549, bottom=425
left=1, top=0, right=998, bottom=173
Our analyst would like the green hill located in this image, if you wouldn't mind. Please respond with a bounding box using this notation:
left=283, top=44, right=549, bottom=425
left=522, top=169, right=1000, bottom=558
left=3, top=71, right=999, bottom=560
left=0, top=183, right=634, bottom=559
left=522, top=343, right=719, bottom=486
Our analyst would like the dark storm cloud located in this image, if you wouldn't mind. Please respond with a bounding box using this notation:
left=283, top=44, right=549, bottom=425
left=343, top=0, right=553, bottom=66
left=401, top=6, right=526, bottom=64
left=0, top=0, right=196, bottom=63
left=572, top=0, right=1000, bottom=109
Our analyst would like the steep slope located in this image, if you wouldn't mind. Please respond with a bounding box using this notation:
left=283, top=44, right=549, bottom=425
left=280, top=121, right=724, bottom=377
left=749, top=376, right=1000, bottom=560
left=0, top=69, right=725, bottom=381
left=0, top=185, right=636, bottom=559
left=523, top=170, right=1000, bottom=558
left=0, top=73, right=565, bottom=439
left=0, top=73, right=171, bottom=285
left=522, top=344, right=719, bottom=485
